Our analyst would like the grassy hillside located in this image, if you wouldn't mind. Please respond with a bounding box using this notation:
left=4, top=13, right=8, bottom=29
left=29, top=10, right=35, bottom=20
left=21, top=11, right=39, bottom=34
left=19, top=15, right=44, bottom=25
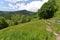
left=0, top=20, right=55, bottom=40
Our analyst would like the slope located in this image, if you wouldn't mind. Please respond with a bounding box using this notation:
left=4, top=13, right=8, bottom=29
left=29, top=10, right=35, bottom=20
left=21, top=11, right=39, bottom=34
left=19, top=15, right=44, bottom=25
left=0, top=20, right=55, bottom=40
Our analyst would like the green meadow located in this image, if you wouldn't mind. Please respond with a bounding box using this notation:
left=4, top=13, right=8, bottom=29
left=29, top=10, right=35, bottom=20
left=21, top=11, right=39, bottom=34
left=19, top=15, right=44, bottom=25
left=0, top=20, right=55, bottom=40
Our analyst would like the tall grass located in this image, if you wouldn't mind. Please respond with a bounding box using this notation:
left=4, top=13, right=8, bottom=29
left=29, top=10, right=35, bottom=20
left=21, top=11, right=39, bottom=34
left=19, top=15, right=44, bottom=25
left=51, top=23, right=60, bottom=33
left=0, top=20, right=55, bottom=40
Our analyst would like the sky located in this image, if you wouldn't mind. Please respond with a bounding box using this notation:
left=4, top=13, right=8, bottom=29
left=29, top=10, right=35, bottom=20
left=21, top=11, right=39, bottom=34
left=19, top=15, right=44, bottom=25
left=0, top=0, right=48, bottom=12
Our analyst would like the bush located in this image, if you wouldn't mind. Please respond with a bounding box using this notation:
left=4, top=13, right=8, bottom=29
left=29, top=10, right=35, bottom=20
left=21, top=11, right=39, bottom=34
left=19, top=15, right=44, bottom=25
left=0, top=17, right=9, bottom=29
left=6, top=20, right=15, bottom=26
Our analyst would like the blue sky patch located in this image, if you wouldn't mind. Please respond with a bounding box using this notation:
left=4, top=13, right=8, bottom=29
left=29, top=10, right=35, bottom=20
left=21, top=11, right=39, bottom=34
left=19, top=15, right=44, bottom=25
left=0, top=0, right=48, bottom=12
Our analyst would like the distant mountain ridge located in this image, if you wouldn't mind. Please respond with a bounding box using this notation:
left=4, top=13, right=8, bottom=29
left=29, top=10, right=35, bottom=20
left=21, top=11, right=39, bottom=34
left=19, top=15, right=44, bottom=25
left=0, top=10, right=35, bottom=16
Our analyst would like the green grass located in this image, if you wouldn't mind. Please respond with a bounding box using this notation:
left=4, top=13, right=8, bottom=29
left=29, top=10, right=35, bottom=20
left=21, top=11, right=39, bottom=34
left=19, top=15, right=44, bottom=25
left=0, top=20, right=55, bottom=40
left=51, top=23, right=60, bottom=33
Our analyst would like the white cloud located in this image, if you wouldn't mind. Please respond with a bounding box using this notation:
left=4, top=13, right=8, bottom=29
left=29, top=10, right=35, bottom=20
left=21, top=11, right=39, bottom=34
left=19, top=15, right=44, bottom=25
left=8, top=3, right=25, bottom=10
left=19, top=0, right=28, bottom=1
left=8, top=0, right=48, bottom=12
left=5, top=0, right=20, bottom=3
left=5, top=0, right=28, bottom=3
left=24, top=1, right=45, bottom=12
left=25, top=0, right=48, bottom=12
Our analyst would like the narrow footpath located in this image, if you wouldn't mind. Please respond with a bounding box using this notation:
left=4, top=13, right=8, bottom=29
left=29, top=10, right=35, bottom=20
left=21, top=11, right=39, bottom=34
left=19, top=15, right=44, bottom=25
left=45, top=20, right=60, bottom=40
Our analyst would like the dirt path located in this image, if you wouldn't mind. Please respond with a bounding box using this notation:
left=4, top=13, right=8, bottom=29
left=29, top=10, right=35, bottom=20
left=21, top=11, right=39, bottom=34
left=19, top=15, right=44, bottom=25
left=45, top=20, right=60, bottom=40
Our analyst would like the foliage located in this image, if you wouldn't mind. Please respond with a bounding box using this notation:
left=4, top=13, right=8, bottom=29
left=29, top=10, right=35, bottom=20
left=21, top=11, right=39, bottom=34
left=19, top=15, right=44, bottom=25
left=38, top=0, right=58, bottom=19
left=21, top=15, right=31, bottom=23
left=31, top=13, right=39, bottom=21
left=0, top=17, right=9, bottom=29
left=6, top=20, right=15, bottom=26
left=11, top=14, right=21, bottom=25
left=50, top=0, right=60, bottom=20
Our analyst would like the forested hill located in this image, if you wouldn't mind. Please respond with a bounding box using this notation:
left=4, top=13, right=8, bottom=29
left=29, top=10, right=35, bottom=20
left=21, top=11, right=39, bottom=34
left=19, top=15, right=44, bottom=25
left=0, top=10, right=35, bottom=16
